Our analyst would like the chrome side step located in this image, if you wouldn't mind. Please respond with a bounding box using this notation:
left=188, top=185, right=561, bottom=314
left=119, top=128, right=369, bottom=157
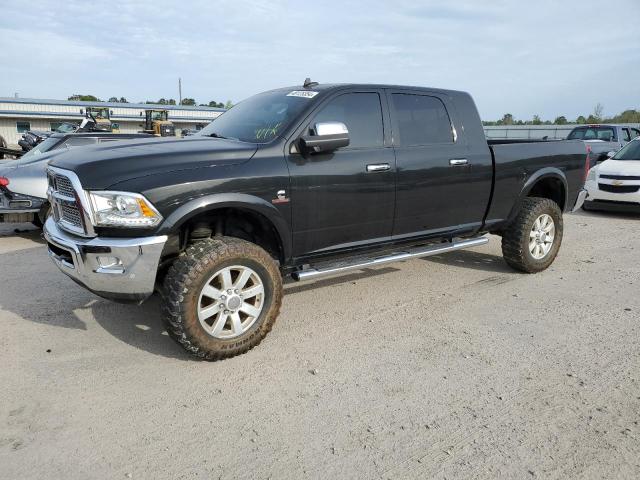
left=291, top=236, right=489, bottom=282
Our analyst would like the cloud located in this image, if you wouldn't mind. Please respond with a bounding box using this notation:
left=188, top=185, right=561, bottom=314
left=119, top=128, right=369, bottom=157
left=0, top=0, right=638, bottom=119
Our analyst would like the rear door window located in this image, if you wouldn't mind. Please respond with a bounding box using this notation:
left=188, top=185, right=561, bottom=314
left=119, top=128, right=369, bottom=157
left=391, top=94, right=453, bottom=145
left=622, top=128, right=631, bottom=142
left=312, top=93, right=384, bottom=148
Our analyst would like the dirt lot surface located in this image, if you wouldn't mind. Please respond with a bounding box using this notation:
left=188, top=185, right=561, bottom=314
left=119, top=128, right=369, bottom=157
left=1, top=210, right=639, bottom=479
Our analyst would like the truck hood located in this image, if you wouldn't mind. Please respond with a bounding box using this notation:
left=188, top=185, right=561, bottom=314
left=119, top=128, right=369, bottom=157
left=596, top=159, right=640, bottom=176
left=49, top=136, right=258, bottom=189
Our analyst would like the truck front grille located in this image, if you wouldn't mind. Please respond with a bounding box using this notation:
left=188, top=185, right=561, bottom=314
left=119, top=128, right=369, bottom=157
left=53, top=174, right=75, bottom=198
left=47, top=169, right=90, bottom=236
left=598, top=183, right=640, bottom=194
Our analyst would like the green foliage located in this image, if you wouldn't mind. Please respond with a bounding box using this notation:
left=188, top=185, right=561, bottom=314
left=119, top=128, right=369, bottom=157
left=181, top=98, right=196, bottom=106
left=224, top=100, right=234, bottom=109
left=484, top=107, right=639, bottom=126
left=68, top=94, right=101, bottom=102
left=108, top=97, right=128, bottom=103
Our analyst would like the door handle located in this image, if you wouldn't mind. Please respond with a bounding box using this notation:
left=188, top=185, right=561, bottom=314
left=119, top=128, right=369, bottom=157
left=366, top=163, right=390, bottom=173
left=449, top=158, right=468, bottom=166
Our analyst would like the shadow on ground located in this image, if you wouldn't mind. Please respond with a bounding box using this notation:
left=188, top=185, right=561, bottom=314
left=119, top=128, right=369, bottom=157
left=0, top=245, right=192, bottom=360
left=1, top=235, right=511, bottom=359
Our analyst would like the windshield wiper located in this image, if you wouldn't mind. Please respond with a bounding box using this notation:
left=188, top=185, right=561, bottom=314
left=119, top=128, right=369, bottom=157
left=208, top=132, right=229, bottom=139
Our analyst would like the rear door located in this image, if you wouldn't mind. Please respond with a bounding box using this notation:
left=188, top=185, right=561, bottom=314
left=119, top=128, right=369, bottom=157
left=287, top=89, right=396, bottom=256
left=388, top=90, right=492, bottom=238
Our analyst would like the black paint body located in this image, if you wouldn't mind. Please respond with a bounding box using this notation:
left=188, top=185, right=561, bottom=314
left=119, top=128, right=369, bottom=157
left=50, top=84, right=588, bottom=271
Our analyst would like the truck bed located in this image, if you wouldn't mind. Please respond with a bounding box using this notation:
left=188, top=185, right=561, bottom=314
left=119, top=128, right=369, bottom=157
left=484, top=139, right=588, bottom=231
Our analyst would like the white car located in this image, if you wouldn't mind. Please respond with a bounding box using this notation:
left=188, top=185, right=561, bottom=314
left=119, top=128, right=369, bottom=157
left=584, top=137, right=640, bottom=213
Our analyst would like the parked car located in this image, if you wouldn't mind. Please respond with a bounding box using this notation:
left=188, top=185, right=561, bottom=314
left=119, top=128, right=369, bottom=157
left=43, top=82, right=589, bottom=360
left=583, top=137, right=640, bottom=213
left=18, top=122, right=79, bottom=152
left=567, top=124, right=640, bottom=166
left=0, top=132, right=152, bottom=226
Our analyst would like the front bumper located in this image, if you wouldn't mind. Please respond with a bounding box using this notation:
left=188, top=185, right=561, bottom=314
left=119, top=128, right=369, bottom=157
left=43, top=217, right=168, bottom=303
left=0, top=192, right=44, bottom=223
left=584, top=179, right=640, bottom=213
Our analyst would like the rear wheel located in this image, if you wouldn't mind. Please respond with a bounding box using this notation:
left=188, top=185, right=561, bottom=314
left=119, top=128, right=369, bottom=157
left=161, top=237, right=282, bottom=360
left=501, top=197, right=563, bottom=273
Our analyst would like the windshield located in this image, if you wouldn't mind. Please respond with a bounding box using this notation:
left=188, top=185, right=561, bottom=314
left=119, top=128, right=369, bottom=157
left=89, top=108, right=109, bottom=119
left=56, top=123, right=77, bottom=133
left=612, top=139, right=640, bottom=161
left=567, top=126, right=616, bottom=141
left=20, top=137, right=60, bottom=158
left=198, top=90, right=314, bottom=143
left=150, top=111, right=168, bottom=121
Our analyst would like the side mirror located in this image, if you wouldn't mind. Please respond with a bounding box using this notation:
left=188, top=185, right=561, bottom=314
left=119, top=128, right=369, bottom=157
left=300, top=122, right=349, bottom=153
left=606, top=151, right=616, bottom=158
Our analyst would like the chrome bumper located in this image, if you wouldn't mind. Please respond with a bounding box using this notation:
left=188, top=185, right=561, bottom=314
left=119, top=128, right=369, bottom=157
left=572, top=189, right=588, bottom=212
left=43, top=217, right=167, bottom=303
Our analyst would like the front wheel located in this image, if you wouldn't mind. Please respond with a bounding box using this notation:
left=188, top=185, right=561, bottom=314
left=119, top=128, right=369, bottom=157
left=501, top=197, right=563, bottom=273
left=162, top=237, right=283, bottom=360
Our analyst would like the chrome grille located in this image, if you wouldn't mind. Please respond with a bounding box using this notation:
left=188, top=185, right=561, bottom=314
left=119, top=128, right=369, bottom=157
left=47, top=168, right=89, bottom=236
left=54, top=175, right=75, bottom=198
left=60, top=202, right=83, bottom=227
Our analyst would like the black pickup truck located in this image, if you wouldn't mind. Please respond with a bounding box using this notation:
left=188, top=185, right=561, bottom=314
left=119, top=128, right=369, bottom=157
left=43, top=82, right=589, bottom=360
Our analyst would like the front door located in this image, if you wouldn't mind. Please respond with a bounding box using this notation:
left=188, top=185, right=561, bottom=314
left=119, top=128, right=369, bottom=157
left=388, top=90, right=492, bottom=238
left=287, top=90, right=396, bottom=257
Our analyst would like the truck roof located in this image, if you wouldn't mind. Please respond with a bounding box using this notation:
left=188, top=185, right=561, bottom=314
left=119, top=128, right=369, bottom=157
left=268, top=83, right=470, bottom=97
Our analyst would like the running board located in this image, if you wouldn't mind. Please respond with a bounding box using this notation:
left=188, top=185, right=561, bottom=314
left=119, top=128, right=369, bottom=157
left=291, top=237, right=489, bottom=282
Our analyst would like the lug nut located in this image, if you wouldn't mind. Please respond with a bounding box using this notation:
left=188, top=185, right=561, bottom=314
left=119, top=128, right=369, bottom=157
left=221, top=295, right=226, bottom=300
left=234, top=289, right=239, bottom=294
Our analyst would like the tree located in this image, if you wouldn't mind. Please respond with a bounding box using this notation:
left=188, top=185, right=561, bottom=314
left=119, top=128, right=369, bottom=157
left=224, top=100, right=234, bottom=109
left=586, top=115, right=599, bottom=124
left=108, top=97, right=118, bottom=102
left=181, top=98, right=196, bottom=106
left=576, top=115, right=587, bottom=124
left=68, top=94, right=100, bottom=102
left=119, top=97, right=128, bottom=103
left=532, top=115, right=542, bottom=125
left=554, top=116, right=568, bottom=125
left=108, top=96, right=129, bottom=103
left=208, top=100, right=225, bottom=108
left=593, top=103, right=604, bottom=122
left=499, top=113, right=514, bottom=126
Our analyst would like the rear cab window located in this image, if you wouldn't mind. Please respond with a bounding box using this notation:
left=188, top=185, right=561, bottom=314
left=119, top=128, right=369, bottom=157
left=567, top=126, right=616, bottom=141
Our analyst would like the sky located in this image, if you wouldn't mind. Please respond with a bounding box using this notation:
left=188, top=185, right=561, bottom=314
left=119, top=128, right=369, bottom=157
left=1, top=0, right=639, bottom=121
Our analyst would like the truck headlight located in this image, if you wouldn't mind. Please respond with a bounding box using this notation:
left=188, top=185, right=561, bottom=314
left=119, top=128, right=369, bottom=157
left=88, top=191, right=162, bottom=227
left=586, top=168, right=597, bottom=182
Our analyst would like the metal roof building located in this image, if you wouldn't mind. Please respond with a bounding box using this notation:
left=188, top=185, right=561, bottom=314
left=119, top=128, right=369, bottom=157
left=0, top=97, right=225, bottom=146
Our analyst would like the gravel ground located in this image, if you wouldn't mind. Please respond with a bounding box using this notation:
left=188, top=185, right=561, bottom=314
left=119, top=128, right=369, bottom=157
left=1, top=210, right=639, bottom=480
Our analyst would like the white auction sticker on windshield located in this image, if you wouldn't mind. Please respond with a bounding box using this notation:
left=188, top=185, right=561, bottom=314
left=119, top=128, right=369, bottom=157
left=287, top=91, right=319, bottom=98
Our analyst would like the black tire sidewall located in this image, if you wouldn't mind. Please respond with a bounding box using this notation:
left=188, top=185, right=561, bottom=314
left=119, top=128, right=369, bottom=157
left=181, top=254, right=278, bottom=355
left=522, top=201, right=563, bottom=271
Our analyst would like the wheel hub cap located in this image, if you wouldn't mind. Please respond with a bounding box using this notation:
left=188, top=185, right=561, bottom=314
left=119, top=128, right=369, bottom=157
left=197, top=265, right=265, bottom=339
left=226, top=296, right=242, bottom=311
left=529, top=214, right=555, bottom=260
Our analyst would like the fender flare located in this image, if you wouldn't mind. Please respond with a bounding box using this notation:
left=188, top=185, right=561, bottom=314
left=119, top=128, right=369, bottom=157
left=508, top=168, right=569, bottom=221
left=157, top=193, right=292, bottom=260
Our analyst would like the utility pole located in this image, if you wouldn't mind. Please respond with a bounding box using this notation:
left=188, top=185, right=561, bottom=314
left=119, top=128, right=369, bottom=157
left=178, top=78, right=182, bottom=105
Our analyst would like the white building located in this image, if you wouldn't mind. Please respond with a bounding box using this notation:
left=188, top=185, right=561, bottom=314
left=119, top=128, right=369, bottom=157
left=0, top=97, right=225, bottom=146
